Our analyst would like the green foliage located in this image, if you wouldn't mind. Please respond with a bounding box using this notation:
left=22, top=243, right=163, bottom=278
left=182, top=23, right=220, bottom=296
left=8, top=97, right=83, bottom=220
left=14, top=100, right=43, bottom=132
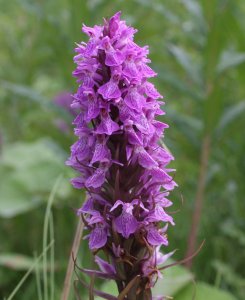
left=175, top=282, right=237, bottom=300
left=0, top=254, right=41, bottom=271
left=153, top=264, right=193, bottom=297
left=0, top=0, right=244, bottom=299
left=96, top=265, right=237, bottom=299
left=95, top=264, right=193, bottom=298
left=0, top=139, right=71, bottom=217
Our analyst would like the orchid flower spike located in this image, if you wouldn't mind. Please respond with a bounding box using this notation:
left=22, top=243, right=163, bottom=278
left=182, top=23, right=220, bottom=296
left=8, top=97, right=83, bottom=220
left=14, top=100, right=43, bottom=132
left=67, top=11, right=177, bottom=300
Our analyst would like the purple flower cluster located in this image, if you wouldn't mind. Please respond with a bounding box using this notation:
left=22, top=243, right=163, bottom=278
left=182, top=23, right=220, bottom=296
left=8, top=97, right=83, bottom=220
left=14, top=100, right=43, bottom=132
left=67, top=12, right=177, bottom=298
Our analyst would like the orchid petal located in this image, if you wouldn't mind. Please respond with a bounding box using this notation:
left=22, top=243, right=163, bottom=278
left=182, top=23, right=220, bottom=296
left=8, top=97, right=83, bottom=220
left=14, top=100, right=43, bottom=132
left=89, top=226, right=107, bottom=250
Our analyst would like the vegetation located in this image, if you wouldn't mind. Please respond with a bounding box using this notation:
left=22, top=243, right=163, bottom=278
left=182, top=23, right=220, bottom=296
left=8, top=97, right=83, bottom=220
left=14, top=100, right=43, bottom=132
left=0, top=0, right=244, bottom=299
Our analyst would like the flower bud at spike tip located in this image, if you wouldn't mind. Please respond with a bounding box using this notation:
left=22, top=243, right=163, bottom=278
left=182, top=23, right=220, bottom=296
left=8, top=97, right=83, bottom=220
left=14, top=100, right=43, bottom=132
left=66, top=11, right=177, bottom=299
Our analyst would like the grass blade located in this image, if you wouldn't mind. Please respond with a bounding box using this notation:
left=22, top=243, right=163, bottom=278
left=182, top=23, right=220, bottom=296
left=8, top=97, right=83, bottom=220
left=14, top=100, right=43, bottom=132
left=6, top=241, right=54, bottom=300
left=43, top=175, right=63, bottom=300
left=34, top=252, right=43, bottom=300
left=50, top=211, right=55, bottom=300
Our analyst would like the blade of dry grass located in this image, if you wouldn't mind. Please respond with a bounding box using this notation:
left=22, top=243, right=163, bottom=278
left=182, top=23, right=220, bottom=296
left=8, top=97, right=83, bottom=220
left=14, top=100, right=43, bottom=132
left=61, top=217, right=84, bottom=300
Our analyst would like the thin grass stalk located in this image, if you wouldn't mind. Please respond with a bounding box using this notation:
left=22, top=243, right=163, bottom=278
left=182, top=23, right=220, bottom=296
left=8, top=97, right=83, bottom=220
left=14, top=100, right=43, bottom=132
left=185, top=135, right=210, bottom=268
left=34, top=251, right=43, bottom=300
left=43, top=175, right=62, bottom=300
left=50, top=211, right=55, bottom=300
left=6, top=241, right=54, bottom=300
left=61, top=217, right=84, bottom=300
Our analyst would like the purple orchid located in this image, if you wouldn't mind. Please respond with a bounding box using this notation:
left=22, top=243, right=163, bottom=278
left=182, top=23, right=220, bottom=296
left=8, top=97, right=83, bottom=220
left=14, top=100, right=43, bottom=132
left=110, top=200, right=139, bottom=238
left=67, top=11, right=177, bottom=299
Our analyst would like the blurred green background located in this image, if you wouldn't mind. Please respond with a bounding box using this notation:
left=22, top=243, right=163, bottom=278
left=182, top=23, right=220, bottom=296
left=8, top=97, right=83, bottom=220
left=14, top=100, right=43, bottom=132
left=0, top=0, right=245, bottom=299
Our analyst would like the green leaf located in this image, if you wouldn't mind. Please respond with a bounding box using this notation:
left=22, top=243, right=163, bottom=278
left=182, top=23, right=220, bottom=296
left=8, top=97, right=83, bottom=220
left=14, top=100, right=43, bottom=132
left=134, top=0, right=179, bottom=23
left=221, top=220, right=245, bottom=247
left=215, top=100, right=245, bottom=136
left=217, top=51, right=245, bottom=74
left=181, top=0, right=202, bottom=17
left=212, top=260, right=245, bottom=287
left=0, top=254, right=40, bottom=271
left=165, top=108, right=203, bottom=146
left=180, top=0, right=206, bottom=31
left=0, top=139, right=71, bottom=217
left=174, top=282, right=237, bottom=300
left=95, top=280, right=118, bottom=299
left=157, top=69, right=203, bottom=100
left=153, top=264, right=193, bottom=297
left=1, top=80, right=70, bottom=120
left=168, top=45, right=202, bottom=86
left=1, top=80, right=47, bottom=104
left=2, top=139, right=61, bottom=170
left=0, top=173, right=41, bottom=217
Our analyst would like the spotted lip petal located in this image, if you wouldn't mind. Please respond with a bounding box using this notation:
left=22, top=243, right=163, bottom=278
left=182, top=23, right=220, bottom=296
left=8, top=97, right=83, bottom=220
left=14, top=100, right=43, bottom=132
left=96, top=115, right=120, bottom=135
left=111, top=200, right=139, bottom=238
left=77, top=197, right=94, bottom=214
left=89, top=225, right=108, bottom=250
left=70, top=177, right=85, bottom=189
left=85, top=167, right=107, bottom=188
left=124, top=87, right=144, bottom=111
left=90, top=140, right=110, bottom=164
left=147, top=226, right=169, bottom=246
left=114, top=211, right=138, bottom=238
left=146, top=205, right=175, bottom=225
left=123, top=57, right=139, bottom=78
left=105, top=49, right=125, bottom=67
left=98, top=79, right=121, bottom=100
left=136, top=147, right=158, bottom=169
